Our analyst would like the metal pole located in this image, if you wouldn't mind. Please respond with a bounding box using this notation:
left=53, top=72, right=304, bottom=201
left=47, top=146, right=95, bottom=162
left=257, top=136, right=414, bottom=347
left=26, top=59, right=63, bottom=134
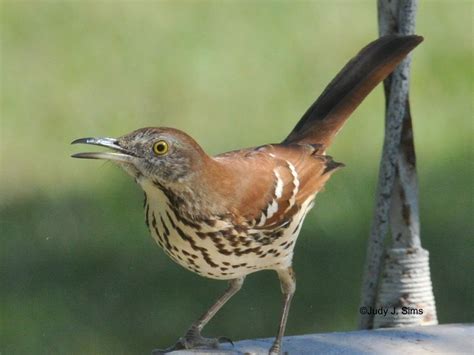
left=358, top=0, right=426, bottom=329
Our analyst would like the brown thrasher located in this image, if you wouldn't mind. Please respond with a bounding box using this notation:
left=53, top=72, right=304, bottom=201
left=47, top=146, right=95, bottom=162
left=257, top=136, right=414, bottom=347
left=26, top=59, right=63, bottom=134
left=72, top=35, right=422, bottom=354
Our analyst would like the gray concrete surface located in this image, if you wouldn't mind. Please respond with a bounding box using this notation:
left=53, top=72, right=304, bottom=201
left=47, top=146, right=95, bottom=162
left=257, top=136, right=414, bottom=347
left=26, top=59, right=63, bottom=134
left=168, top=324, right=473, bottom=354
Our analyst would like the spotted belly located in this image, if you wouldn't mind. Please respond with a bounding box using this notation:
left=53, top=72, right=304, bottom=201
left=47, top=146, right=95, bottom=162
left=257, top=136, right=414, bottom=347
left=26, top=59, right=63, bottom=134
left=143, top=188, right=314, bottom=280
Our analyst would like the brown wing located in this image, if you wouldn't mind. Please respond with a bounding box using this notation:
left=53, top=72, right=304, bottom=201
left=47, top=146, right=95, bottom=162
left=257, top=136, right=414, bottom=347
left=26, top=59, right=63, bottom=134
left=210, top=144, right=343, bottom=227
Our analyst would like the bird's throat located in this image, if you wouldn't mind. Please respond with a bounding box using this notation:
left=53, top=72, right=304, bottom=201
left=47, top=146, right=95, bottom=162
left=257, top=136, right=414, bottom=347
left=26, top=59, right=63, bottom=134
left=138, top=176, right=226, bottom=222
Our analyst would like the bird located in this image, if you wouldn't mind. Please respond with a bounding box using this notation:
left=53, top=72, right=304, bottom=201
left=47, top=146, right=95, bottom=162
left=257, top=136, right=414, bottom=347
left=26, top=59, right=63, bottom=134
left=72, top=35, right=422, bottom=354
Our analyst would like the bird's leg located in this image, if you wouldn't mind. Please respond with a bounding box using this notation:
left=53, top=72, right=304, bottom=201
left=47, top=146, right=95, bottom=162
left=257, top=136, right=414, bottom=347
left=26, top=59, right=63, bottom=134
left=153, top=277, right=245, bottom=354
left=182, top=276, right=245, bottom=346
left=269, top=267, right=296, bottom=355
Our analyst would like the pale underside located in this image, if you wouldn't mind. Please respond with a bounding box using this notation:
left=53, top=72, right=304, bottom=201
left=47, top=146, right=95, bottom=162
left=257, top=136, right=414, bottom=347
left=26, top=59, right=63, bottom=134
left=141, top=178, right=316, bottom=280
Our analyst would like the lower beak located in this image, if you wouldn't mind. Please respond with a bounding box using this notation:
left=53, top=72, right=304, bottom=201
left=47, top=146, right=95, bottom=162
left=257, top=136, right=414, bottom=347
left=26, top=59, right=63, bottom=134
left=71, top=137, right=134, bottom=163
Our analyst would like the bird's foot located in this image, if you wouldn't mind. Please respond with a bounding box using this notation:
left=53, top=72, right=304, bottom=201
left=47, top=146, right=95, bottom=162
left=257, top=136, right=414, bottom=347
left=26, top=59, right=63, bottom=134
left=151, top=329, right=233, bottom=354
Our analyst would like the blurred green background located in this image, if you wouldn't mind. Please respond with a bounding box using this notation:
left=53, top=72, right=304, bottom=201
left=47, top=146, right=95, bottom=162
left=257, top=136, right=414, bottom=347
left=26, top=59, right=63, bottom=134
left=1, top=1, right=472, bottom=354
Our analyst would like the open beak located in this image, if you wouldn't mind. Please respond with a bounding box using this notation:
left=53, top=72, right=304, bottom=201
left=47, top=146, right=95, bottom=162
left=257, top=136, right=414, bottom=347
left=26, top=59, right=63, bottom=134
left=71, top=137, right=134, bottom=163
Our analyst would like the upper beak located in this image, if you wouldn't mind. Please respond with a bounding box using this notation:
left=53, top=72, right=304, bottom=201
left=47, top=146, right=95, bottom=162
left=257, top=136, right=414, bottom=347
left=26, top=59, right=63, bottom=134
left=71, top=137, right=134, bottom=163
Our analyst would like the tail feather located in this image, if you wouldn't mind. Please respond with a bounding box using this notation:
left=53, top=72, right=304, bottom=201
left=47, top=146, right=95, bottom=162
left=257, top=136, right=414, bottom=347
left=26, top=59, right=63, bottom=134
left=283, top=35, right=423, bottom=147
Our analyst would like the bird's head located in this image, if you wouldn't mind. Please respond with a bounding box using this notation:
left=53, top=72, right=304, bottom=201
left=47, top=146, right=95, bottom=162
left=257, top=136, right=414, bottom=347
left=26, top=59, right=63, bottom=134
left=72, top=127, right=208, bottom=186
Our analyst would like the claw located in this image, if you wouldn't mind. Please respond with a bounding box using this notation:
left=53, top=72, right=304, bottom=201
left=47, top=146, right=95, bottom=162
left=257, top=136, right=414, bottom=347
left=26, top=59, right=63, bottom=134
left=218, top=336, right=234, bottom=347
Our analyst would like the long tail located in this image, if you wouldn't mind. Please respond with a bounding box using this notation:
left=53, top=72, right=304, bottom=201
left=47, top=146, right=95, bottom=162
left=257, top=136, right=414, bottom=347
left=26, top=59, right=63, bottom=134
left=283, top=35, right=423, bottom=147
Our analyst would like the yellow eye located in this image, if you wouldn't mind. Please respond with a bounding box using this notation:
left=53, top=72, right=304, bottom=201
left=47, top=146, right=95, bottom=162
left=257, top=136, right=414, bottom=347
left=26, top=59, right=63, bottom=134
left=153, top=140, right=169, bottom=155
